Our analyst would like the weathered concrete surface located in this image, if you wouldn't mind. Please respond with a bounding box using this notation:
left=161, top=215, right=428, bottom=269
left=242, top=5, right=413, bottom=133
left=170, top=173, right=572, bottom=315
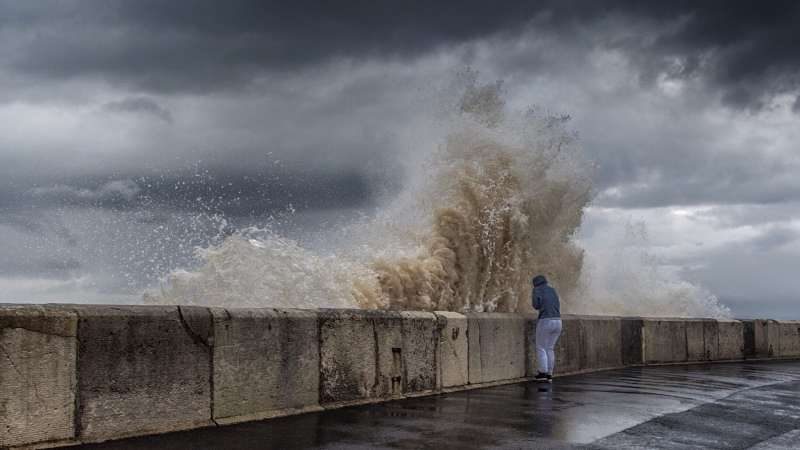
left=211, top=308, right=319, bottom=425
left=5, top=305, right=799, bottom=449
left=753, top=319, right=780, bottom=358
left=74, top=306, right=213, bottom=442
left=466, top=313, right=526, bottom=384
left=621, top=318, right=644, bottom=365
left=717, top=319, right=744, bottom=360
left=524, top=316, right=537, bottom=376
left=580, top=316, right=623, bottom=370
left=702, top=320, right=720, bottom=360
left=642, top=319, right=688, bottom=363
left=434, top=311, right=467, bottom=388
left=371, top=312, right=404, bottom=398
left=777, top=320, right=800, bottom=357
left=554, top=317, right=582, bottom=375
left=0, top=306, right=77, bottom=448
left=318, top=309, right=378, bottom=404
left=399, top=312, right=437, bottom=393
left=319, top=309, right=434, bottom=403
left=742, top=320, right=756, bottom=358
left=685, top=319, right=707, bottom=361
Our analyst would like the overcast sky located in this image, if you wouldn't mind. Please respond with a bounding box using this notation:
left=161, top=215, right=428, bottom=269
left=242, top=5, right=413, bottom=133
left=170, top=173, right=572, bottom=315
left=1, top=1, right=799, bottom=318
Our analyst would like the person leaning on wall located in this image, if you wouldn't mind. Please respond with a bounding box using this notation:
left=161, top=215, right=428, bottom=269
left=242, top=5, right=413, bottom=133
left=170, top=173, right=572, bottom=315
left=532, top=274, right=562, bottom=382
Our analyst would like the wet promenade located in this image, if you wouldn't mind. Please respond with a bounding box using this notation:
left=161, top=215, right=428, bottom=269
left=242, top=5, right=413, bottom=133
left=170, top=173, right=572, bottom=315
left=71, top=361, right=800, bottom=450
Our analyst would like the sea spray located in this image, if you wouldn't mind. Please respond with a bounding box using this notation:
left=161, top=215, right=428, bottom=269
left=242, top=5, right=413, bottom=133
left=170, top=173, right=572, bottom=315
left=145, top=227, right=372, bottom=309
left=576, top=220, right=732, bottom=318
left=148, top=73, right=730, bottom=318
left=365, top=120, right=591, bottom=312
left=148, top=76, right=591, bottom=312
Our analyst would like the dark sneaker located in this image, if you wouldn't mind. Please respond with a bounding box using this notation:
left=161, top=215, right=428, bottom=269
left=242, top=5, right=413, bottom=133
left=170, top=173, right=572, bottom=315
left=546, top=374, right=553, bottom=382
left=534, top=372, right=549, bottom=382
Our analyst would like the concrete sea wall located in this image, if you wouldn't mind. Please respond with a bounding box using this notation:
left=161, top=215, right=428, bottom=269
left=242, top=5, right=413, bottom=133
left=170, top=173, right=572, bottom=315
left=2, top=305, right=799, bottom=449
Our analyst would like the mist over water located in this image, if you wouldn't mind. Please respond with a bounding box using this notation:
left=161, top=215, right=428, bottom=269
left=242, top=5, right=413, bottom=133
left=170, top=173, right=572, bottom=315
left=148, top=74, right=731, bottom=318
left=576, top=220, right=731, bottom=318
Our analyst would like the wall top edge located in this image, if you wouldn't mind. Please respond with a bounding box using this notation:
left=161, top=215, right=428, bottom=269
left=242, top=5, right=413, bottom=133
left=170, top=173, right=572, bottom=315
left=2, top=303, right=794, bottom=322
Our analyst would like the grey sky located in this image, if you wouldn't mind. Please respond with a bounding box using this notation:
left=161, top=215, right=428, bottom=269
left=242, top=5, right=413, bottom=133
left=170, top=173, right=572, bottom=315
left=0, top=1, right=798, bottom=317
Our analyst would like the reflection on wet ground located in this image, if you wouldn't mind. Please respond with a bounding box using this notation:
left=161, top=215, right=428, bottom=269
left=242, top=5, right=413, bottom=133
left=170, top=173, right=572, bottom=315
left=71, top=361, right=800, bottom=450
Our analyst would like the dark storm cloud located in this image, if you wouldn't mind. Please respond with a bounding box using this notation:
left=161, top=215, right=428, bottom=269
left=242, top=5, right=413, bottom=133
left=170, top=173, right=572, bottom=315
left=1, top=0, right=543, bottom=93
left=0, top=256, right=83, bottom=278
left=0, top=211, right=78, bottom=244
left=2, top=1, right=799, bottom=109
left=128, top=170, right=375, bottom=216
left=620, top=2, right=800, bottom=110
left=103, top=97, right=173, bottom=123
left=3, top=171, right=374, bottom=217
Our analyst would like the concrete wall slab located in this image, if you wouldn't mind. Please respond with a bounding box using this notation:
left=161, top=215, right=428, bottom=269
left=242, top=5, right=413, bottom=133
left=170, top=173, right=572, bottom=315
left=554, top=317, right=582, bottom=375
left=212, top=308, right=319, bottom=424
left=580, top=317, right=623, bottom=370
left=753, top=319, right=780, bottom=358
left=465, top=313, right=526, bottom=383
left=74, top=306, right=212, bottom=442
left=371, top=313, right=404, bottom=398
left=3, top=305, right=795, bottom=449
left=319, top=310, right=432, bottom=403
left=621, top=319, right=644, bottom=366
left=642, top=319, right=687, bottom=364
left=524, top=315, right=537, bottom=376
left=0, top=305, right=77, bottom=448
left=716, top=320, right=744, bottom=360
left=318, top=310, right=378, bottom=404
left=777, top=321, right=800, bottom=357
left=703, top=320, right=720, bottom=361
left=685, top=320, right=707, bottom=362
left=400, top=312, right=438, bottom=394
left=434, top=312, right=468, bottom=388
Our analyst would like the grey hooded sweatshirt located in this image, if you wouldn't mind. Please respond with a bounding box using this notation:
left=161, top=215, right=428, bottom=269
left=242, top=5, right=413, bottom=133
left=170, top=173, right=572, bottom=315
left=532, top=275, right=561, bottom=319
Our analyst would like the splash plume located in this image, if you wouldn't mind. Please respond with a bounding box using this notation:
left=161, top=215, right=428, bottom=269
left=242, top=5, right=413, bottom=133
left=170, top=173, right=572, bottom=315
left=148, top=73, right=729, bottom=318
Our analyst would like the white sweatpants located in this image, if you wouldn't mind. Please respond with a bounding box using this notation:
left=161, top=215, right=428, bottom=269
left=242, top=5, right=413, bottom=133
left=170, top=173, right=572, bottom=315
left=535, top=318, right=562, bottom=375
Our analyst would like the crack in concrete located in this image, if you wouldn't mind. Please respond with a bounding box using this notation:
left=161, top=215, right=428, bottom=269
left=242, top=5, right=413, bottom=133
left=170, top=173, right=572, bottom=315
left=177, top=307, right=211, bottom=348
left=0, top=325, right=74, bottom=339
left=0, top=341, right=47, bottom=407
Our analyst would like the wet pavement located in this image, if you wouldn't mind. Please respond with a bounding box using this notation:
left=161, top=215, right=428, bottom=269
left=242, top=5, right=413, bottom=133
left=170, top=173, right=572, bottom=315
left=71, top=361, right=800, bottom=450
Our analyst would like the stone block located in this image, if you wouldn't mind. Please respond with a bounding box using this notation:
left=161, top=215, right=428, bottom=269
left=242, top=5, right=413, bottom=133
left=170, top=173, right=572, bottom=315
left=0, top=305, right=77, bottom=448
left=319, top=310, right=429, bottom=403
left=742, top=320, right=756, bottom=358
left=753, top=319, right=780, bottom=358
left=434, top=311, right=468, bottom=388
left=642, top=319, right=687, bottom=363
left=211, top=308, right=319, bottom=424
left=465, top=313, right=526, bottom=384
left=74, top=306, right=213, bottom=441
left=685, top=319, right=708, bottom=362
left=372, top=312, right=404, bottom=398
left=716, top=320, right=744, bottom=360
left=554, top=317, right=582, bottom=375
left=703, top=320, right=720, bottom=361
left=399, top=311, right=438, bottom=393
left=524, top=315, right=537, bottom=376
left=621, top=318, right=644, bottom=366
left=467, top=315, right=482, bottom=384
left=318, top=309, right=378, bottom=403
left=776, top=321, right=800, bottom=357
left=580, top=316, right=623, bottom=370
